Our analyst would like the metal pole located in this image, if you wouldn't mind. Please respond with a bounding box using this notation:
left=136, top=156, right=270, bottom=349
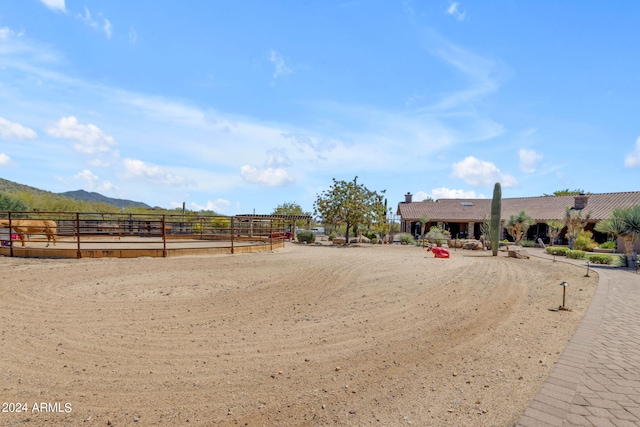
left=162, top=215, right=167, bottom=257
left=8, top=211, right=13, bottom=257
left=231, top=216, right=235, bottom=254
left=76, top=212, right=81, bottom=259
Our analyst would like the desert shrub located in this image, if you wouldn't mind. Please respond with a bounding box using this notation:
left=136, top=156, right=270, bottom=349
left=566, top=250, right=586, bottom=260
left=365, top=230, right=378, bottom=240
left=397, top=233, right=414, bottom=245
left=520, top=239, right=536, bottom=247
left=614, top=254, right=627, bottom=267
left=546, top=246, right=570, bottom=256
left=599, top=241, right=616, bottom=250
left=426, top=226, right=450, bottom=246
left=328, top=231, right=337, bottom=241
left=297, top=230, right=316, bottom=244
left=574, top=231, right=597, bottom=252
left=585, top=254, right=613, bottom=265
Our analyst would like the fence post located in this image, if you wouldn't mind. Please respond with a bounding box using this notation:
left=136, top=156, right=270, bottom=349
left=231, top=216, right=235, bottom=254
left=162, top=215, right=167, bottom=257
left=76, top=212, right=82, bottom=258
left=8, top=211, right=13, bottom=257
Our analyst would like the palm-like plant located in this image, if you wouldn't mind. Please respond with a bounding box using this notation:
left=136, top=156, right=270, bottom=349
left=595, top=206, right=640, bottom=269
left=419, top=214, right=430, bottom=247
left=545, top=220, right=565, bottom=245
left=564, top=207, right=591, bottom=249
left=505, top=210, right=535, bottom=245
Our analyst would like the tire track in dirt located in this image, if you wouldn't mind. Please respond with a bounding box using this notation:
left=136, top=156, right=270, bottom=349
left=0, top=245, right=597, bottom=426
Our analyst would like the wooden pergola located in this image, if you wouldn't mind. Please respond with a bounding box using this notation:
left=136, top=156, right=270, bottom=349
left=235, top=214, right=313, bottom=240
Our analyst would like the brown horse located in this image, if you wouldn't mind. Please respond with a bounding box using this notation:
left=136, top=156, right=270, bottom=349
left=0, top=219, right=58, bottom=247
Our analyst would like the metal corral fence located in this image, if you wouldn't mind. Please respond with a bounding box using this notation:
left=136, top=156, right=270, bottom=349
left=0, top=211, right=302, bottom=259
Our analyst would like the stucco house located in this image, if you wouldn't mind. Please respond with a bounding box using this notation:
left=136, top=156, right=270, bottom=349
left=396, top=191, right=640, bottom=245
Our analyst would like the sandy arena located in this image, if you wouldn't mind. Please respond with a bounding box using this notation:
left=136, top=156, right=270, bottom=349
left=0, top=243, right=597, bottom=426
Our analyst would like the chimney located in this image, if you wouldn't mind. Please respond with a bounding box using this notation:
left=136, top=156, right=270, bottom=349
left=574, top=194, right=589, bottom=210
left=404, top=192, right=413, bottom=203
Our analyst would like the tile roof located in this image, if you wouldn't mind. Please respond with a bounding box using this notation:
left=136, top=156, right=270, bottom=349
left=396, top=192, right=640, bottom=223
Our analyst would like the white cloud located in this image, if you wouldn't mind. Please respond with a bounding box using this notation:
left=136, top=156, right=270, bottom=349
left=39, top=0, right=66, bottom=12
left=269, top=50, right=292, bottom=80
left=426, top=35, right=499, bottom=112
left=190, top=198, right=231, bottom=213
left=624, top=137, right=640, bottom=168
left=413, top=191, right=431, bottom=202
left=47, top=116, right=116, bottom=155
left=76, top=7, right=112, bottom=39
left=265, top=149, right=291, bottom=168
left=431, top=187, right=485, bottom=199
left=240, top=165, right=294, bottom=187
left=0, top=153, right=11, bottom=165
left=451, top=156, right=517, bottom=187
left=0, top=117, right=37, bottom=140
left=518, top=148, right=543, bottom=173
left=283, top=132, right=337, bottom=154
left=73, top=169, right=114, bottom=192
left=122, top=158, right=187, bottom=186
left=129, top=27, right=138, bottom=44
left=89, top=158, right=111, bottom=167
left=0, top=27, right=13, bottom=40
left=103, top=19, right=112, bottom=39
left=446, top=2, right=466, bottom=21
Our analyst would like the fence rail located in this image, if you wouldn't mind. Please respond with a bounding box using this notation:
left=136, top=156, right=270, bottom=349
left=0, top=211, right=295, bottom=258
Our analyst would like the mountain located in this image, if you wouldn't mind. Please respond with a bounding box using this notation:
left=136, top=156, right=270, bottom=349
left=0, top=177, right=152, bottom=209
left=59, top=190, right=151, bottom=209
left=0, top=177, right=53, bottom=195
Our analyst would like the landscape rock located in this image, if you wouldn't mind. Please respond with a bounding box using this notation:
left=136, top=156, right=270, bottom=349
left=508, top=249, right=530, bottom=259
left=462, top=239, right=483, bottom=250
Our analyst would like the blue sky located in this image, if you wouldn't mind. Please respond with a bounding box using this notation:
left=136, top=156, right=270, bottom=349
left=0, top=1, right=639, bottom=215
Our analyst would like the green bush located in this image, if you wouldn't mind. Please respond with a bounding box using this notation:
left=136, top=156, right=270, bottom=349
left=328, top=231, right=337, bottom=241
left=615, top=254, right=628, bottom=267
left=567, top=250, right=586, bottom=259
left=599, top=241, right=616, bottom=250
left=397, top=233, right=415, bottom=245
left=297, top=230, right=316, bottom=244
left=585, top=254, right=613, bottom=265
left=574, top=231, right=597, bottom=252
left=546, top=246, right=570, bottom=256
left=521, top=239, right=536, bottom=247
left=426, top=226, right=450, bottom=246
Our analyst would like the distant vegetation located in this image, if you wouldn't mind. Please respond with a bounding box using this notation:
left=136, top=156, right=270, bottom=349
left=543, top=189, right=588, bottom=196
left=0, top=177, right=209, bottom=215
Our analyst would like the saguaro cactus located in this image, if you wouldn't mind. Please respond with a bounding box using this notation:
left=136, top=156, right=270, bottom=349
left=490, top=182, right=502, bottom=256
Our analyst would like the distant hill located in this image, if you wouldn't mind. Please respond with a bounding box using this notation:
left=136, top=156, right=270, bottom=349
left=0, top=177, right=152, bottom=209
left=59, top=190, right=151, bottom=209
left=0, top=177, right=53, bottom=196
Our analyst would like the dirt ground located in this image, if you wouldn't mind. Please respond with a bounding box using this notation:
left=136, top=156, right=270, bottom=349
left=0, top=243, right=597, bottom=426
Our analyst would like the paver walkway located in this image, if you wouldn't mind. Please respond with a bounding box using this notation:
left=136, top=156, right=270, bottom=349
left=517, top=248, right=640, bottom=427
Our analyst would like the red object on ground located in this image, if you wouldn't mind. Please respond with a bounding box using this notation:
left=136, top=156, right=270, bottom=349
left=426, top=245, right=450, bottom=258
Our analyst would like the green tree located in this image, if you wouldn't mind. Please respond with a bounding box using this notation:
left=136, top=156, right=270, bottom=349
left=595, top=206, right=640, bottom=270
left=545, top=220, right=565, bottom=245
left=544, top=189, right=587, bottom=196
left=564, top=207, right=591, bottom=249
left=505, top=210, right=535, bottom=245
left=313, top=176, right=386, bottom=244
left=0, top=192, right=28, bottom=211
left=271, top=202, right=312, bottom=227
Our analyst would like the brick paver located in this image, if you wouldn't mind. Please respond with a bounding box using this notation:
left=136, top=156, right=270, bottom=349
left=517, top=249, right=640, bottom=427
